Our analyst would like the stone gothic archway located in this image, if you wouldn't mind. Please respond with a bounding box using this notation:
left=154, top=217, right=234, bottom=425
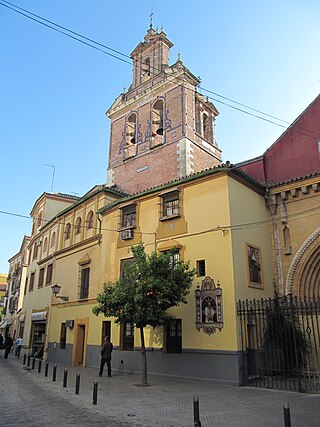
left=285, top=228, right=320, bottom=297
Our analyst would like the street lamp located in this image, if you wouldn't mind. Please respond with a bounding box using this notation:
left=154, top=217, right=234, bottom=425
left=51, top=283, right=69, bottom=301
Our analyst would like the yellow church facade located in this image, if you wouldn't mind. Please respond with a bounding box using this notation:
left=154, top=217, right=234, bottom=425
left=47, top=166, right=273, bottom=383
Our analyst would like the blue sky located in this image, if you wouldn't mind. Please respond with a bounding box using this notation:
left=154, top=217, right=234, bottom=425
left=0, top=0, right=319, bottom=272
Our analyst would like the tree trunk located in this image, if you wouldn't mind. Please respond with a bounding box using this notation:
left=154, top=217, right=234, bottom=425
left=139, top=326, right=148, bottom=386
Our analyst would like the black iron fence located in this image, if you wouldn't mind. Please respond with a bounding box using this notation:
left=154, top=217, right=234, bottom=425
left=237, top=295, right=320, bottom=393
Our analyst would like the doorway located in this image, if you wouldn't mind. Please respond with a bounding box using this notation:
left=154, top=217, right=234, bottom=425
left=73, top=324, right=86, bottom=366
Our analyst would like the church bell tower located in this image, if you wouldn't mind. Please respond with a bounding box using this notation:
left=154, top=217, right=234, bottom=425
left=106, top=24, right=222, bottom=194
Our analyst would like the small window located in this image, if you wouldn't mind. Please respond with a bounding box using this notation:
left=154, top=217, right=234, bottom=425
left=160, top=191, right=180, bottom=219
left=162, top=248, right=180, bottom=269
left=196, top=260, right=206, bottom=277
left=29, top=272, right=35, bottom=292
left=75, top=217, right=82, bottom=235
left=46, top=264, right=53, bottom=285
left=51, top=232, right=56, bottom=248
left=65, top=223, right=71, bottom=240
left=60, top=323, right=67, bottom=350
left=43, top=238, right=48, bottom=252
left=120, top=205, right=136, bottom=229
left=38, top=268, right=45, bottom=289
left=86, top=211, right=94, bottom=230
left=166, top=319, right=182, bottom=354
left=80, top=266, right=90, bottom=299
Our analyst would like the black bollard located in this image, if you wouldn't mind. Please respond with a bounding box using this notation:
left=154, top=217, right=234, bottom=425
left=283, top=402, right=291, bottom=427
left=63, top=369, right=68, bottom=388
left=23, top=354, right=26, bottom=365
left=75, top=374, right=80, bottom=395
left=193, top=396, right=201, bottom=427
left=38, top=359, right=42, bottom=374
left=32, top=357, right=36, bottom=370
left=45, top=362, right=49, bottom=377
left=93, top=380, right=98, bottom=405
left=52, top=365, right=57, bottom=382
left=27, top=355, right=31, bottom=367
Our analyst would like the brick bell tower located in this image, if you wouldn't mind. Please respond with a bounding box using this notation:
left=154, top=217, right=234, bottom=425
left=106, top=24, right=222, bottom=194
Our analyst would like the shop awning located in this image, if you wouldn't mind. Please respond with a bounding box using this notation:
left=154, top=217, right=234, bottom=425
left=31, top=311, right=47, bottom=322
left=0, top=319, right=11, bottom=328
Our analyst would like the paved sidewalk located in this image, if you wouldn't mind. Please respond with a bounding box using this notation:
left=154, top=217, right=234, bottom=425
left=4, top=354, right=320, bottom=426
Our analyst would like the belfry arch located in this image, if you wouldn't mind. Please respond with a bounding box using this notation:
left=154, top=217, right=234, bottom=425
left=286, top=228, right=320, bottom=297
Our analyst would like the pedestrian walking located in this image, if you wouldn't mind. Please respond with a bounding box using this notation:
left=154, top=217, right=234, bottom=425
left=4, top=334, right=13, bottom=359
left=98, top=336, right=113, bottom=377
left=15, top=336, right=23, bottom=358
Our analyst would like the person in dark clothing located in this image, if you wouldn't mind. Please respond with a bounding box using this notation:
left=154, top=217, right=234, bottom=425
left=4, top=334, right=13, bottom=359
left=98, top=336, right=113, bottom=377
left=0, top=333, right=3, bottom=349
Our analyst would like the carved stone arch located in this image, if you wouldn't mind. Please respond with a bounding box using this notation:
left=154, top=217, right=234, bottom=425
left=285, top=227, right=320, bottom=296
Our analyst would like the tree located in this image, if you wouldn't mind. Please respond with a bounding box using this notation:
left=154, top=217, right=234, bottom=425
left=92, top=243, right=196, bottom=386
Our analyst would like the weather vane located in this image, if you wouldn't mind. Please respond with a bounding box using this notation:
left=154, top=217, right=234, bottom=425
left=150, top=9, right=153, bottom=28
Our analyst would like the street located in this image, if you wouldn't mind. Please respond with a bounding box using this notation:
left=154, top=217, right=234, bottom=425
left=1, top=351, right=320, bottom=426
left=0, top=354, right=136, bottom=426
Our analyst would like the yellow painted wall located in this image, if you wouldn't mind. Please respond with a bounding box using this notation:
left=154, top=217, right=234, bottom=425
left=46, top=171, right=273, bottom=356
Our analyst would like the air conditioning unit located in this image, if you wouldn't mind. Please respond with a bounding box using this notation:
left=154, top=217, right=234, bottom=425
left=66, top=320, right=74, bottom=329
left=120, top=229, right=134, bottom=240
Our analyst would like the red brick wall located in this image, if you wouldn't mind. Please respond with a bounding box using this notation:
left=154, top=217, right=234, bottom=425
left=240, top=95, right=320, bottom=185
left=112, top=142, right=179, bottom=194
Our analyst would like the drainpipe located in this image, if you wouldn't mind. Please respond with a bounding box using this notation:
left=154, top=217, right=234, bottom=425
left=97, top=213, right=102, bottom=245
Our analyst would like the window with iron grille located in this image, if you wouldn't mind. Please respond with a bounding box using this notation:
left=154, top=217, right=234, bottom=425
left=166, top=319, right=182, bottom=353
left=120, top=204, right=136, bottom=229
left=101, top=321, right=111, bottom=346
left=80, top=266, right=90, bottom=299
left=196, top=260, right=206, bottom=277
left=120, top=258, right=135, bottom=279
left=120, top=321, right=134, bottom=351
left=45, top=264, right=53, bottom=285
left=60, top=323, right=67, bottom=349
left=160, top=191, right=180, bottom=219
left=162, top=248, right=180, bottom=269
left=38, top=268, right=45, bottom=288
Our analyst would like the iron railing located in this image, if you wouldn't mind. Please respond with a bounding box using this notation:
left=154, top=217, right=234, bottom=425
left=237, top=295, right=320, bottom=393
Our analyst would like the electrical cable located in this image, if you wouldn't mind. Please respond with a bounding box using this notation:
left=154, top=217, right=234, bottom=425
left=1, top=0, right=319, bottom=140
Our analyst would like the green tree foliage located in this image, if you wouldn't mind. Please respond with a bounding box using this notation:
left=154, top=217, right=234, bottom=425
left=93, top=243, right=196, bottom=386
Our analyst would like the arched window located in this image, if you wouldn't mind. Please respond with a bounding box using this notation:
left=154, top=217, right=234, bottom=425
left=86, top=211, right=94, bottom=230
left=150, top=99, right=164, bottom=148
left=37, top=211, right=43, bottom=228
left=51, top=232, right=56, bottom=248
left=126, top=113, right=137, bottom=146
left=65, top=223, right=71, bottom=240
left=142, top=57, right=151, bottom=79
left=202, top=113, right=210, bottom=141
left=43, top=238, right=48, bottom=252
left=75, top=217, right=82, bottom=235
